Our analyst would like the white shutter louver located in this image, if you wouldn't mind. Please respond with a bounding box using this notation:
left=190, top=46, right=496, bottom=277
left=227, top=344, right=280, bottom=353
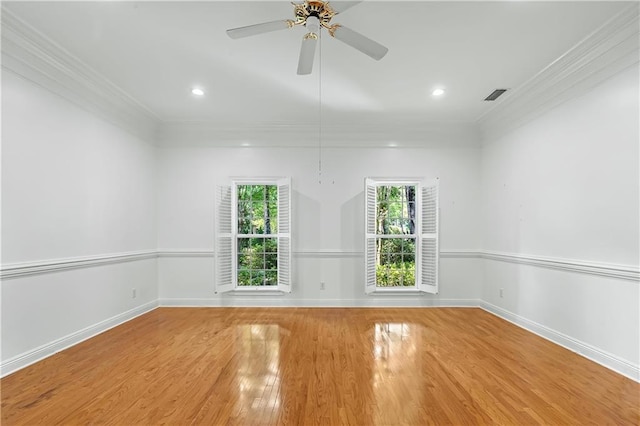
left=215, top=185, right=234, bottom=293
left=365, top=178, right=377, bottom=294
left=419, top=178, right=439, bottom=294
left=277, top=177, right=291, bottom=293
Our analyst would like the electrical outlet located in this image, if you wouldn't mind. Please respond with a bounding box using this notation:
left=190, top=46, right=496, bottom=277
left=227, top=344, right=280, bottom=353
left=499, top=288, right=504, bottom=298
left=320, top=281, right=325, bottom=290
left=132, top=288, right=137, bottom=299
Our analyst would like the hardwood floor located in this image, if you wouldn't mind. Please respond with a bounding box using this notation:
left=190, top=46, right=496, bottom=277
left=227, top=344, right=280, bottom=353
left=2, top=308, right=638, bottom=425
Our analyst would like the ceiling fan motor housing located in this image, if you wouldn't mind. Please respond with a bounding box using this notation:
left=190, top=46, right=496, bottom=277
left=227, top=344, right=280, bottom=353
left=293, top=1, right=337, bottom=29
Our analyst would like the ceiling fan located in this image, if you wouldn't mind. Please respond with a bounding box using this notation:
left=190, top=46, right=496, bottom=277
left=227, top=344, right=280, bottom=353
left=226, top=1, right=388, bottom=75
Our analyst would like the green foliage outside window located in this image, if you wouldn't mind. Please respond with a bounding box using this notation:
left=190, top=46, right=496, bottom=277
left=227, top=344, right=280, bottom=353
left=237, top=238, right=278, bottom=286
left=375, top=185, right=417, bottom=287
left=376, top=238, right=415, bottom=287
left=237, top=185, right=278, bottom=235
left=237, top=184, right=279, bottom=286
left=376, top=263, right=415, bottom=287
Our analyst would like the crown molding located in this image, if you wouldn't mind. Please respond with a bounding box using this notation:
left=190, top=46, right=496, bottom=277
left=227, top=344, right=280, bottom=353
left=478, top=3, right=640, bottom=143
left=1, top=7, right=160, bottom=142
left=3, top=3, right=637, bottom=148
left=156, top=121, right=481, bottom=148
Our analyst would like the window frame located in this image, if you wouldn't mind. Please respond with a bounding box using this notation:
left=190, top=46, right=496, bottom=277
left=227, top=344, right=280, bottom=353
left=365, top=177, right=439, bottom=294
left=215, top=177, right=291, bottom=293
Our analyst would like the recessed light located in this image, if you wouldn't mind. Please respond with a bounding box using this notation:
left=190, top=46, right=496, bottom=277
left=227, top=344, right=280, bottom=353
left=432, top=88, right=445, bottom=97
left=191, top=88, right=205, bottom=96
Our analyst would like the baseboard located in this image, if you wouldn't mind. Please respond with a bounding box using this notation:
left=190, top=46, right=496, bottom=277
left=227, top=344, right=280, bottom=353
left=480, top=301, right=640, bottom=383
left=158, top=297, right=480, bottom=308
left=0, top=300, right=159, bottom=378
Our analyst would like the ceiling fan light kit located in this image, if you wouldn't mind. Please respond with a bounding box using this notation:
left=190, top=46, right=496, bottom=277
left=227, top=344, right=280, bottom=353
left=226, top=1, right=388, bottom=75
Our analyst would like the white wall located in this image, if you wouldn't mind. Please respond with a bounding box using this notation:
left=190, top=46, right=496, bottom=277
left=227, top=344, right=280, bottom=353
left=1, top=71, right=158, bottom=373
left=481, top=64, right=639, bottom=378
left=157, top=144, right=483, bottom=306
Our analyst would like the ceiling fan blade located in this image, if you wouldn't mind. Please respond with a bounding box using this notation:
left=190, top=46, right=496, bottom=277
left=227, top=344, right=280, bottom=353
left=297, top=34, right=318, bottom=75
left=330, top=25, right=388, bottom=60
left=329, top=1, right=363, bottom=14
left=226, top=20, right=293, bottom=39
left=297, top=16, right=320, bottom=75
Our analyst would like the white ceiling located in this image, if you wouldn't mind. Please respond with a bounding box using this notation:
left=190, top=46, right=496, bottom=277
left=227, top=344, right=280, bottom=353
left=2, top=1, right=629, bottom=128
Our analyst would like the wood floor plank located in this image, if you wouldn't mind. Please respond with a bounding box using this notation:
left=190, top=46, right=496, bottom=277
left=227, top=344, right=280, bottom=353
left=2, top=307, right=638, bottom=425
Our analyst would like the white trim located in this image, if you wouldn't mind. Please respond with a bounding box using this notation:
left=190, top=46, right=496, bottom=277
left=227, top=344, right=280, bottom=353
left=226, top=289, right=286, bottom=295
left=155, top=249, right=638, bottom=281
left=481, top=250, right=639, bottom=281
left=157, top=121, right=480, bottom=148
left=159, top=298, right=481, bottom=308
left=158, top=249, right=365, bottom=258
left=0, top=248, right=640, bottom=281
left=3, top=249, right=633, bottom=281
left=0, top=250, right=157, bottom=280
left=1, top=7, right=159, bottom=142
left=157, top=250, right=214, bottom=258
left=478, top=3, right=640, bottom=142
left=158, top=249, right=478, bottom=259
left=0, top=301, right=158, bottom=378
left=440, top=249, right=482, bottom=259
left=480, top=301, right=640, bottom=383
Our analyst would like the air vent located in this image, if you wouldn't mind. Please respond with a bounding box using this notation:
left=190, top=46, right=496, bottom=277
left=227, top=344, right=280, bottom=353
left=484, top=89, right=507, bottom=101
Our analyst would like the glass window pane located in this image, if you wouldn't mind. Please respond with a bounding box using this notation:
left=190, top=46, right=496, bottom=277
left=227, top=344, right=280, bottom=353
left=238, top=253, right=250, bottom=268
left=238, top=238, right=250, bottom=251
left=251, top=271, right=265, bottom=286
left=238, top=218, right=251, bottom=234
left=264, top=238, right=278, bottom=253
left=254, top=254, right=266, bottom=270
left=265, top=271, right=277, bottom=286
left=238, top=269, right=250, bottom=286
left=265, top=253, right=277, bottom=270
left=375, top=185, right=417, bottom=236
left=376, top=237, right=416, bottom=288
left=235, top=184, right=281, bottom=287
left=237, top=185, right=251, bottom=202
left=389, top=201, right=401, bottom=219
left=250, top=238, right=264, bottom=249
left=245, top=185, right=261, bottom=201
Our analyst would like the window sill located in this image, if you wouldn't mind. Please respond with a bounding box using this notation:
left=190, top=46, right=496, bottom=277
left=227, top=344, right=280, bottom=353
left=369, top=288, right=425, bottom=295
left=229, top=288, right=286, bottom=296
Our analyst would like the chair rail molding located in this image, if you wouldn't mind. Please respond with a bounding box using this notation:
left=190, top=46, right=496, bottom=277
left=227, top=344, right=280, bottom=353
left=3, top=249, right=634, bottom=281
left=1, top=250, right=158, bottom=280
left=481, top=250, right=639, bottom=281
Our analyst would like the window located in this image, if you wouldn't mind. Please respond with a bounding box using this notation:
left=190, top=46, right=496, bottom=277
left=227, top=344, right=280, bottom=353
left=216, top=178, right=291, bottom=293
left=365, top=178, right=439, bottom=294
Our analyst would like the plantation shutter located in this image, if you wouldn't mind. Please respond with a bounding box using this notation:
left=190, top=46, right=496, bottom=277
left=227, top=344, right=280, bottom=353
left=215, top=185, right=234, bottom=293
left=419, top=178, right=439, bottom=294
left=277, top=177, right=291, bottom=293
left=365, top=178, right=377, bottom=294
